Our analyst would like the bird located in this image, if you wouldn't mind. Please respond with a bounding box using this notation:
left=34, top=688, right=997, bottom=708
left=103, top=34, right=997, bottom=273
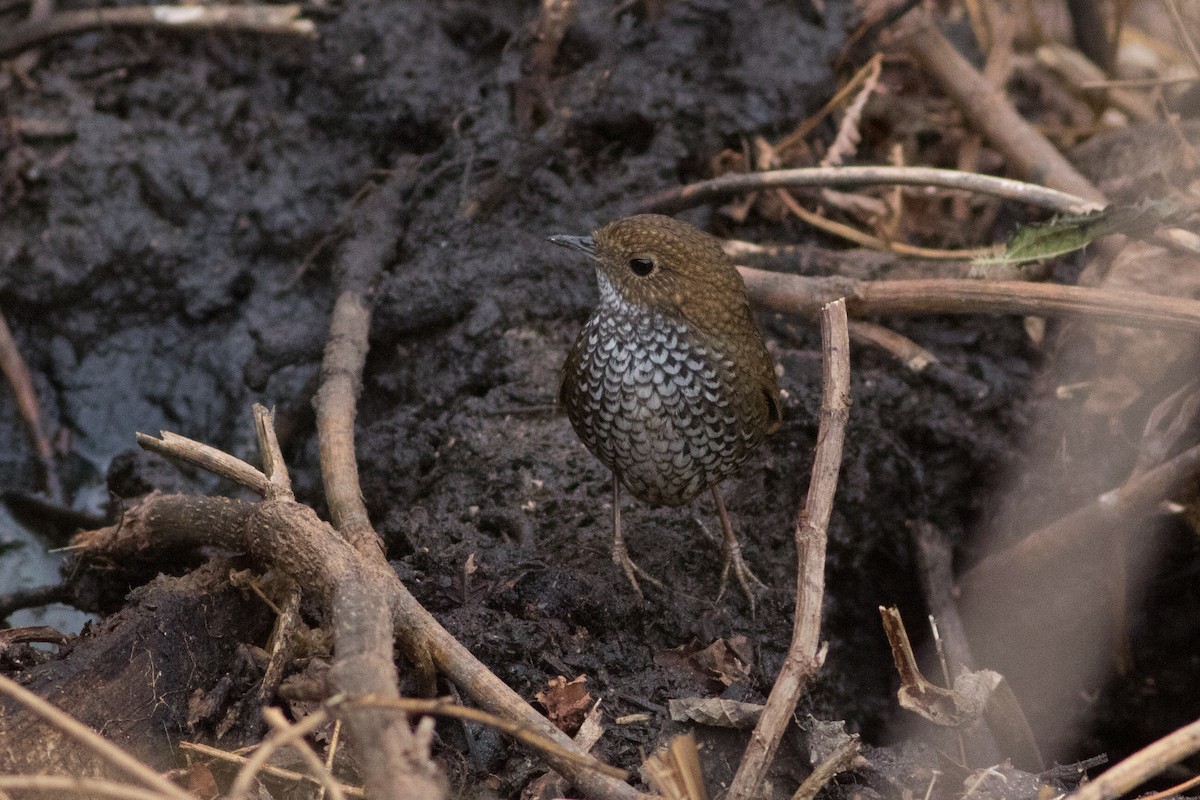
left=549, top=214, right=782, bottom=605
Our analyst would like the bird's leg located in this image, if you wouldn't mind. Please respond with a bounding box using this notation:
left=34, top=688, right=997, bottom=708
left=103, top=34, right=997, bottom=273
left=711, top=484, right=766, bottom=608
left=610, top=475, right=664, bottom=598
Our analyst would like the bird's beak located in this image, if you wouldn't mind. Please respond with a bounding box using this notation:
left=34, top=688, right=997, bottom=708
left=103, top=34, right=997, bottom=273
left=547, top=234, right=597, bottom=258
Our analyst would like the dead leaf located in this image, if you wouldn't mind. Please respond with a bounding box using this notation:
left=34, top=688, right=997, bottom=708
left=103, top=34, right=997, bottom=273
left=653, top=638, right=753, bottom=692
left=534, top=674, right=593, bottom=735
left=667, top=697, right=762, bottom=729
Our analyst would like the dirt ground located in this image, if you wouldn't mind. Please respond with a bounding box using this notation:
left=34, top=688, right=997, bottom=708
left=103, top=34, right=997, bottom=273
left=2, top=0, right=1200, bottom=797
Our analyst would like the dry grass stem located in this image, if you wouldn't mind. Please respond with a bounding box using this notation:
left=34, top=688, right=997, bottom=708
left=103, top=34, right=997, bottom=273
left=346, top=697, right=628, bottom=781
left=0, top=775, right=177, bottom=800
left=0, top=673, right=192, bottom=800
left=262, top=707, right=346, bottom=800
left=228, top=706, right=334, bottom=800
left=179, top=741, right=365, bottom=797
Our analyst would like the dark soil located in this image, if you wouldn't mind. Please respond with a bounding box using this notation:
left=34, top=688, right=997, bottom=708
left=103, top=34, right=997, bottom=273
left=2, top=1, right=1198, bottom=797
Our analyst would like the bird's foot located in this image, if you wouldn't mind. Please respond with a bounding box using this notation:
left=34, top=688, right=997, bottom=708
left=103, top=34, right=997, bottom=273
left=612, top=537, right=665, bottom=599
left=716, top=535, right=767, bottom=612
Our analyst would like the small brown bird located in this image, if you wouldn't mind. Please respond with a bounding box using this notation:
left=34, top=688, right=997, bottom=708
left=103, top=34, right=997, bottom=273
left=550, top=214, right=781, bottom=603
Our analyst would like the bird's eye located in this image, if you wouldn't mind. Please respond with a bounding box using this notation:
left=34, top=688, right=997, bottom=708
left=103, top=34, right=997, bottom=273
left=629, top=257, right=655, bottom=277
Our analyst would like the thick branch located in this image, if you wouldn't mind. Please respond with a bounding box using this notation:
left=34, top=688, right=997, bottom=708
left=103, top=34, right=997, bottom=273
left=739, top=268, right=1200, bottom=333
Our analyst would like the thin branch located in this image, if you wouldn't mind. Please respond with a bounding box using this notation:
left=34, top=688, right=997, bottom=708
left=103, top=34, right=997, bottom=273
left=228, top=705, right=334, bottom=800
left=0, top=310, right=61, bottom=503
left=0, top=674, right=193, bottom=800
left=790, top=736, right=860, bottom=800
left=738, top=268, right=1200, bottom=333
left=726, top=299, right=851, bottom=800
left=639, top=165, right=1100, bottom=216
left=179, top=741, right=365, bottom=797
left=1066, top=717, right=1200, bottom=800
left=308, top=165, right=447, bottom=800
left=262, top=707, right=347, bottom=800
left=136, top=430, right=271, bottom=496
left=0, top=4, right=315, bottom=59
left=345, top=697, right=627, bottom=781
left=962, top=440, right=1200, bottom=594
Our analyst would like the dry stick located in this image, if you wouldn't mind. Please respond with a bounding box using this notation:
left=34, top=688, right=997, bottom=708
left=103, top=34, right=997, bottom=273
left=138, top=429, right=271, bottom=495
left=638, top=165, right=1100, bottom=217
left=345, top=697, right=627, bottom=780
left=179, top=741, right=365, bottom=797
left=790, top=736, right=860, bottom=800
left=738, top=267, right=1200, bottom=332
left=1066, top=717, right=1200, bottom=800
left=892, top=8, right=1106, bottom=204
left=0, top=310, right=61, bottom=503
left=0, top=775, right=175, bottom=800
left=1164, top=0, right=1200, bottom=75
left=513, top=0, right=576, bottom=132
left=308, top=169, right=448, bottom=800
left=229, top=703, right=335, bottom=800
left=262, top=707, right=347, bottom=800
left=726, top=299, right=851, bottom=800
left=962, top=440, right=1200, bottom=593
left=0, top=674, right=193, bottom=800
left=311, top=168, right=646, bottom=800
left=0, top=4, right=315, bottom=58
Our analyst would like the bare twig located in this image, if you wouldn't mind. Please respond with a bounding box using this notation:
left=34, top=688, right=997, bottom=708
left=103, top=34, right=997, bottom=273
left=1066, top=717, right=1200, bottom=800
left=262, top=707, right=346, bottom=800
left=513, top=0, right=576, bottom=132
left=726, top=299, right=851, bottom=800
left=0, top=310, right=61, bottom=503
left=179, top=741, right=365, bottom=797
left=0, top=674, right=192, bottom=800
left=0, top=775, right=175, bottom=800
left=229, top=703, right=334, bottom=800
left=1139, top=772, right=1200, bottom=800
left=739, top=267, right=1200, bottom=333
left=639, top=165, right=1100, bottom=216
left=0, top=4, right=315, bottom=58
left=790, top=736, right=860, bottom=800
left=136, top=430, right=271, bottom=496
left=346, top=697, right=627, bottom=781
